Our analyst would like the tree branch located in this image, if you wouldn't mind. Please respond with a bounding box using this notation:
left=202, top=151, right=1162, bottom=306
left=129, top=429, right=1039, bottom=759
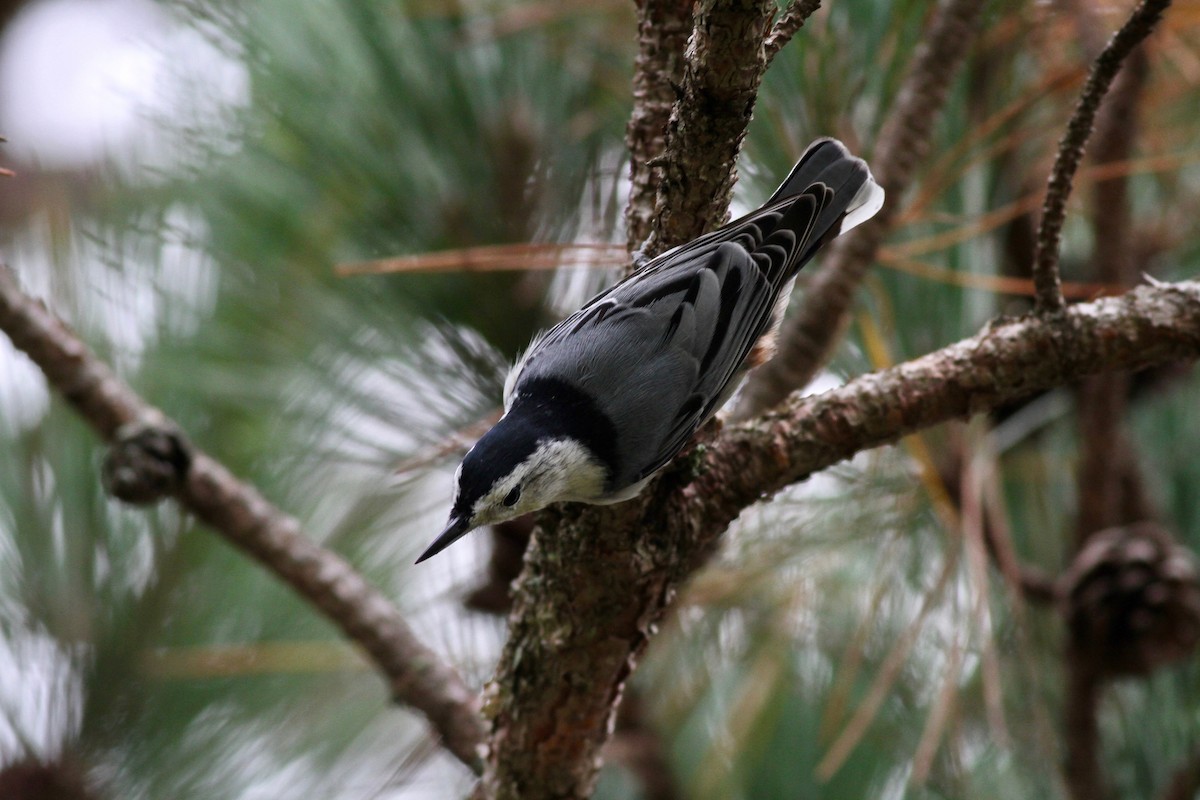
left=763, top=0, right=822, bottom=67
left=479, top=3, right=784, bottom=793
left=1031, top=0, right=1171, bottom=315
left=481, top=279, right=1200, bottom=798
left=639, top=0, right=777, bottom=260
left=0, top=264, right=487, bottom=772
left=705, top=282, right=1200, bottom=510
left=624, top=0, right=694, bottom=254
left=734, top=0, right=987, bottom=417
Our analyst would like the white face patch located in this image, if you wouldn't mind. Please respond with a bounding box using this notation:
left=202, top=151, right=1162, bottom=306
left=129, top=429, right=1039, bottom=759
left=470, top=438, right=608, bottom=527
left=451, top=460, right=464, bottom=504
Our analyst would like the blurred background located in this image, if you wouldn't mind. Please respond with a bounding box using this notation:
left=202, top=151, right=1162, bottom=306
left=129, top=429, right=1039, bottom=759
left=0, top=0, right=1198, bottom=798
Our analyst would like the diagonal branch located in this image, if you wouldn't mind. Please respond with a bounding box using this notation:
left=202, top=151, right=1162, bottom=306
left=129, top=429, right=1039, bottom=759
left=1031, top=0, right=1172, bottom=314
left=482, top=279, right=1200, bottom=798
left=0, top=264, right=487, bottom=772
left=703, top=281, right=1200, bottom=515
left=734, top=0, right=987, bottom=417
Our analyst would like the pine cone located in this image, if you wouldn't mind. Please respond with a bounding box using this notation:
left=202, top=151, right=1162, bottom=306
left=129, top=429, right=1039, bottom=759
left=1061, top=522, right=1200, bottom=678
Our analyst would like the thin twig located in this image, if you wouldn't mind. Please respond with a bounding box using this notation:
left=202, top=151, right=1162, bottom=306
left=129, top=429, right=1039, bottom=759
left=0, top=264, right=486, bottom=772
left=734, top=0, right=987, bottom=417
left=763, top=0, right=822, bottom=66
left=909, top=639, right=964, bottom=785
left=1031, top=0, right=1171, bottom=315
left=341, top=237, right=1129, bottom=299
left=337, top=243, right=625, bottom=276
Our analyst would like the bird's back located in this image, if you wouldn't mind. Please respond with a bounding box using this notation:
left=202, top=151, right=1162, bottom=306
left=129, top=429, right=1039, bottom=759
left=507, top=138, right=883, bottom=493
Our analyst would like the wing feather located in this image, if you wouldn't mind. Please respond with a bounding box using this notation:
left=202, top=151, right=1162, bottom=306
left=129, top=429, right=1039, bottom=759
left=507, top=138, right=883, bottom=490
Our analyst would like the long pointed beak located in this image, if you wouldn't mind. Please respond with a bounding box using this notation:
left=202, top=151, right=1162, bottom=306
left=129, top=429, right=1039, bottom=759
left=416, top=514, right=471, bottom=564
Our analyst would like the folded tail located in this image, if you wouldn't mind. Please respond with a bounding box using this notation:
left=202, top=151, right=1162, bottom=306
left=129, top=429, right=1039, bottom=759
left=766, top=137, right=885, bottom=253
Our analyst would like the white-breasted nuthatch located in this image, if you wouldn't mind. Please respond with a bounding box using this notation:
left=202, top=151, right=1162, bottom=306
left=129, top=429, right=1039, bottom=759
left=417, top=138, right=883, bottom=563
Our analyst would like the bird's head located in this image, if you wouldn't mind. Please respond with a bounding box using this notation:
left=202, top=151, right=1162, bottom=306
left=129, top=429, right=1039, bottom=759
left=416, top=411, right=609, bottom=562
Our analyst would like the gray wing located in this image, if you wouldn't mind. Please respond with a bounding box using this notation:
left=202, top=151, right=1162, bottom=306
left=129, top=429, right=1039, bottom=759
left=509, top=194, right=825, bottom=489
left=509, top=139, right=879, bottom=489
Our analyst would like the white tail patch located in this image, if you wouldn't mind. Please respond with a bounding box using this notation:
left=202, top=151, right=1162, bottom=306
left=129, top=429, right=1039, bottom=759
left=841, top=178, right=885, bottom=234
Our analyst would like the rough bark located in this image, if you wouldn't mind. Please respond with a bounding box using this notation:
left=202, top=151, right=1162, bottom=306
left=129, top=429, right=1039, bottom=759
left=639, top=0, right=778, bottom=260
left=624, top=0, right=694, bottom=254
left=763, top=0, right=822, bottom=66
left=479, top=280, right=1200, bottom=799
left=0, top=264, right=487, bottom=772
left=1031, top=0, right=1171, bottom=314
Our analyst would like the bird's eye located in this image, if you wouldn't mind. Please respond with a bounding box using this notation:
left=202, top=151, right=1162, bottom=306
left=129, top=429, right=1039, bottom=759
left=502, top=485, right=522, bottom=507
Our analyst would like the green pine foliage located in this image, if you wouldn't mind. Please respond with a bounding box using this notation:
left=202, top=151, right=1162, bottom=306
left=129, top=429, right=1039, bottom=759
left=1, top=0, right=1198, bottom=798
